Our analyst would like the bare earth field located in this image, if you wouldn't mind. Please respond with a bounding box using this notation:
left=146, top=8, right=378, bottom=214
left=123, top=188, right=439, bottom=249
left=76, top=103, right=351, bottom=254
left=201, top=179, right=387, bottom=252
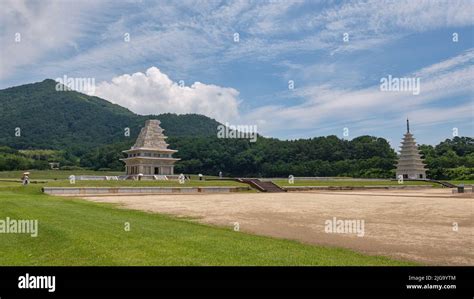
left=77, top=189, right=473, bottom=265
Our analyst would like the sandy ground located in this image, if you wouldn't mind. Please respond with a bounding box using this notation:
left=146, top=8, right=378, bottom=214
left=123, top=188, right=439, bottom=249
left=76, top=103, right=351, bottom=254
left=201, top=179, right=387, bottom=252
left=77, top=189, right=473, bottom=265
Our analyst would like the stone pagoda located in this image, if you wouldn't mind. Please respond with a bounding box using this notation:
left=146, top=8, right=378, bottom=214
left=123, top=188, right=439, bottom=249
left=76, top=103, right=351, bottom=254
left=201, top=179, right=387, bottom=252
left=396, top=119, right=427, bottom=179
left=121, top=119, right=180, bottom=177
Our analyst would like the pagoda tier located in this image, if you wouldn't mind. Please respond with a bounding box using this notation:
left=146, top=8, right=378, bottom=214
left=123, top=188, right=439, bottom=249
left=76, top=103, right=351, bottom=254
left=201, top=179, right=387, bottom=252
left=395, top=120, right=427, bottom=179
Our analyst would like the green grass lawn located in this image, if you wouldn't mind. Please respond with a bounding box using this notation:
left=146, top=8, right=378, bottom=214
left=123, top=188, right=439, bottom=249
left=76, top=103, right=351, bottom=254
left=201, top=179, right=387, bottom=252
left=0, top=185, right=415, bottom=266
left=43, top=179, right=248, bottom=188
left=0, top=170, right=246, bottom=188
left=1, top=170, right=470, bottom=187
left=273, top=179, right=439, bottom=187
left=0, top=181, right=24, bottom=187
left=448, top=180, right=474, bottom=185
left=0, top=170, right=123, bottom=180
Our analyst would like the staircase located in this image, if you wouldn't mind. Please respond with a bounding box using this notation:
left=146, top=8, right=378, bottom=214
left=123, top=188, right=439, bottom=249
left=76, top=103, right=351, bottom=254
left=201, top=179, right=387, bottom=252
left=237, top=178, right=286, bottom=192
left=426, top=179, right=457, bottom=188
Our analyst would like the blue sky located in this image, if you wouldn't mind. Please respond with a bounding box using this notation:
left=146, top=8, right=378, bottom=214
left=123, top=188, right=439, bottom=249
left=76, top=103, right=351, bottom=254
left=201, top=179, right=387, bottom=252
left=1, top=0, right=473, bottom=148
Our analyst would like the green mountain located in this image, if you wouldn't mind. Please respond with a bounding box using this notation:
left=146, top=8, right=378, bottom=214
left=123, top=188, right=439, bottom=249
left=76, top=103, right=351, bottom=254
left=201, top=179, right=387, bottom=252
left=0, top=79, right=471, bottom=180
left=0, top=79, right=221, bottom=152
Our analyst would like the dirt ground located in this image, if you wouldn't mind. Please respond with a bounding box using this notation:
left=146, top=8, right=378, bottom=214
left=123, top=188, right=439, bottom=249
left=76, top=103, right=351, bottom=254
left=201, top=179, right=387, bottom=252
left=77, top=189, right=473, bottom=265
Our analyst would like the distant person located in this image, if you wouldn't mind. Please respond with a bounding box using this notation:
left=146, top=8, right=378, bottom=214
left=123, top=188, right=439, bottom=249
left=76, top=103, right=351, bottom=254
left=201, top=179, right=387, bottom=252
left=198, top=173, right=203, bottom=181
left=178, top=174, right=185, bottom=184
left=21, top=173, right=30, bottom=185
left=219, top=171, right=223, bottom=179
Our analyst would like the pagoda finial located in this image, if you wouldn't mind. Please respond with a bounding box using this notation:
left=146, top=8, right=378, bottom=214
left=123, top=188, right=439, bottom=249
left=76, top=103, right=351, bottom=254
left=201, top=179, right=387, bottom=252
left=406, top=118, right=410, bottom=133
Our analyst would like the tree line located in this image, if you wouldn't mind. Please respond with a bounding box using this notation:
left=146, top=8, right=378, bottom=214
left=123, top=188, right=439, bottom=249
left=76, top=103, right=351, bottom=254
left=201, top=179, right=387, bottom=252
left=1, top=136, right=472, bottom=180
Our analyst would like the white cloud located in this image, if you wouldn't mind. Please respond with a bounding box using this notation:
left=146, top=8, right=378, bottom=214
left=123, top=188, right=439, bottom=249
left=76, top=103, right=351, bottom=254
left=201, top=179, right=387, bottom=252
left=309, top=0, right=474, bottom=54
left=93, top=67, right=240, bottom=123
left=242, top=51, right=474, bottom=136
left=415, top=49, right=474, bottom=77
left=315, top=0, right=474, bottom=33
left=0, top=0, right=105, bottom=79
left=3, top=0, right=472, bottom=85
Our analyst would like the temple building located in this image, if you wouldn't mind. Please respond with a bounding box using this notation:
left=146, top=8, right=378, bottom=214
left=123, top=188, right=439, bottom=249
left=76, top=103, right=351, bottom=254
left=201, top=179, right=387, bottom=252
left=396, top=119, right=427, bottom=179
left=121, top=119, right=180, bottom=177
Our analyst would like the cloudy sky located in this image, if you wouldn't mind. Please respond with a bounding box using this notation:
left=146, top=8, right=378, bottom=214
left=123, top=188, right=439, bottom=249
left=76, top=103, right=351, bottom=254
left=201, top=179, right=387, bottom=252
left=1, top=0, right=473, bottom=146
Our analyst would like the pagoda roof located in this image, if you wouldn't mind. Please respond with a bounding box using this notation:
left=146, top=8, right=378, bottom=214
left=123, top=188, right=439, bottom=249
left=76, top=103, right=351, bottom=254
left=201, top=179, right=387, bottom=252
left=123, top=148, right=177, bottom=153
left=131, top=119, right=175, bottom=151
left=120, top=157, right=180, bottom=162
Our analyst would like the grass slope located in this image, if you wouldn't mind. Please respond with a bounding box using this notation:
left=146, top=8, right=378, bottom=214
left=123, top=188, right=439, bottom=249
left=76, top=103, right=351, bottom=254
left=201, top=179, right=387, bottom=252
left=43, top=180, right=248, bottom=188
left=0, top=184, right=414, bottom=266
left=0, top=170, right=123, bottom=180
left=274, top=179, right=440, bottom=187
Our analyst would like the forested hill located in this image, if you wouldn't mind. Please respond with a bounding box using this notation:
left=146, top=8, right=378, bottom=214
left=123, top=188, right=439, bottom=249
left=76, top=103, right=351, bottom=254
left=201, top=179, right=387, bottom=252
left=0, top=80, right=472, bottom=180
left=0, top=79, right=221, bottom=153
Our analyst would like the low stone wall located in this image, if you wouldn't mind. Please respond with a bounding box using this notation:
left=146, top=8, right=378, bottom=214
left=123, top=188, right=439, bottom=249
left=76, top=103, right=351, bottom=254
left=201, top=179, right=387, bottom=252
left=42, top=186, right=250, bottom=195
left=284, top=185, right=436, bottom=192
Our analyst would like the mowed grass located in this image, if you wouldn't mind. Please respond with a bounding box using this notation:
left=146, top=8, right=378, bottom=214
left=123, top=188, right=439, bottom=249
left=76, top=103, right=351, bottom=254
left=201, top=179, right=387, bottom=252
left=0, top=170, right=123, bottom=180
left=274, top=179, right=439, bottom=187
left=1, top=170, right=469, bottom=187
left=0, top=181, right=24, bottom=187
left=0, top=170, right=244, bottom=187
left=43, top=180, right=247, bottom=188
left=449, top=180, right=474, bottom=185
left=0, top=185, right=415, bottom=266
left=0, top=170, right=246, bottom=188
